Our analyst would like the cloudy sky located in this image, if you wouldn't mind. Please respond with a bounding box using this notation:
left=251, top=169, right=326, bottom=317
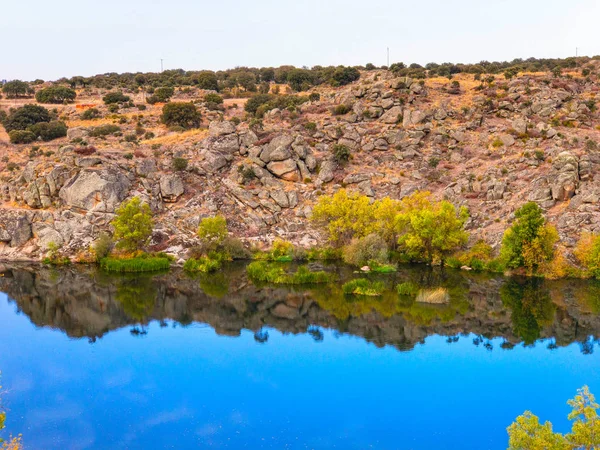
left=2, top=0, right=599, bottom=80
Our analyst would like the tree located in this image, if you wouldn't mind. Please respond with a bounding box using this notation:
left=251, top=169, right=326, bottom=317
left=396, top=192, right=469, bottom=265
left=146, top=86, right=174, bottom=104
left=245, top=94, right=273, bottom=115
left=161, top=102, right=201, bottom=129
left=575, top=232, right=600, bottom=279
left=193, top=71, right=218, bottom=91
left=197, top=216, right=228, bottom=251
left=501, top=202, right=558, bottom=273
left=35, top=86, right=77, bottom=104
left=507, top=386, right=600, bottom=450
left=27, top=121, right=67, bottom=141
left=103, top=91, right=131, bottom=104
left=2, top=104, right=51, bottom=132
left=111, top=197, right=153, bottom=253
left=331, top=67, right=360, bottom=86
left=2, top=80, right=32, bottom=98
left=287, top=69, right=315, bottom=91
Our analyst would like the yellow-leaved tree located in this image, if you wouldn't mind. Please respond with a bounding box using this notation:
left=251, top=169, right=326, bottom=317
left=396, top=192, right=469, bottom=265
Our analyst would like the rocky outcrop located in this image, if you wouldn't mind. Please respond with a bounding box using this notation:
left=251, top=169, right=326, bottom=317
left=159, top=174, right=184, bottom=202
left=59, top=168, right=131, bottom=212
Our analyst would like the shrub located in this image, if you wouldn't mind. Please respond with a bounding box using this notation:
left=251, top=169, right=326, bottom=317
left=9, top=130, right=36, bottom=144
left=331, top=144, right=351, bottom=164
left=41, top=241, right=71, bottom=266
left=245, top=94, right=274, bottom=115
left=304, top=122, right=317, bottom=132
left=342, top=234, right=388, bottom=267
left=28, top=120, right=68, bottom=141
left=204, top=93, right=223, bottom=104
left=306, top=247, right=342, bottom=261
left=331, top=67, right=360, bottom=86
left=35, top=86, right=76, bottom=104
left=333, top=104, right=351, bottom=115
left=342, top=279, right=385, bottom=296
left=103, top=91, right=131, bottom=104
left=237, top=164, right=256, bottom=184
left=197, top=216, right=228, bottom=251
left=3, top=104, right=51, bottom=132
left=92, top=232, right=114, bottom=261
left=575, top=232, right=600, bottom=279
left=111, top=197, right=154, bottom=252
left=147, top=86, right=175, bottom=104
left=172, top=157, right=188, bottom=171
left=107, top=104, right=119, bottom=113
left=428, top=156, right=440, bottom=168
left=89, top=124, right=121, bottom=137
left=193, top=71, right=219, bottom=90
left=161, top=102, right=201, bottom=129
left=308, top=92, right=320, bottom=102
left=100, top=256, right=170, bottom=272
left=221, top=237, right=250, bottom=259
left=81, top=108, right=101, bottom=120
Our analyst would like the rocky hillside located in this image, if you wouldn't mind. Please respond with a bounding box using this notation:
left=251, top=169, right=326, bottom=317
left=2, top=64, right=600, bottom=261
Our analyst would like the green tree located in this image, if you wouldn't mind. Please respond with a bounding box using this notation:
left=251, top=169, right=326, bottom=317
left=287, top=69, right=315, bottom=91
left=193, top=71, right=219, bottom=91
left=2, top=80, right=32, bottom=98
left=27, top=121, right=68, bottom=141
left=35, top=86, right=77, bottom=104
left=197, top=216, right=228, bottom=251
left=103, top=91, right=131, bottom=105
left=507, top=386, right=600, bottom=450
left=331, top=67, right=360, bottom=86
left=396, top=192, right=469, bottom=265
left=161, top=102, right=201, bottom=129
left=147, top=86, right=175, bottom=104
left=3, top=104, right=51, bottom=132
left=501, top=202, right=558, bottom=272
left=111, top=197, right=154, bottom=252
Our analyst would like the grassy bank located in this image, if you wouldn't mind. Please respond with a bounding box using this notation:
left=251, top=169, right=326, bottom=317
left=99, top=256, right=171, bottom=273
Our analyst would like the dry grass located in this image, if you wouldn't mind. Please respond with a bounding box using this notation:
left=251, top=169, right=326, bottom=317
left=141, top=128, right=208, bottom=146
left=416, top=287, right=450, bottom=304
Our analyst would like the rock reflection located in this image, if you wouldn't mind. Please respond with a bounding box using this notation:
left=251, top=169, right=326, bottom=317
left=0, top=263, right=599, bottom=353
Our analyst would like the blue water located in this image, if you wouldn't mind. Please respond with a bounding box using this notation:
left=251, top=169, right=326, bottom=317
left=1, top=287, right=598, bottom=450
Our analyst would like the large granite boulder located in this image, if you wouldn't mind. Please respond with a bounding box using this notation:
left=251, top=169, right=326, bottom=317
left=59, top=169, right=131, bottom=212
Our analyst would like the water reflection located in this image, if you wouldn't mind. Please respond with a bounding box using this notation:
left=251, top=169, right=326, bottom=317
left=0, top=263, right=599, bottom=353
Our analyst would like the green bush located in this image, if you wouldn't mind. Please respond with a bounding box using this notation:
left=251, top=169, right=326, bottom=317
left=197, top=216, right=228, bottom=251
left=332, top=144, right=351, bottom=164
left=342, top=278, right=385, bottom=296
left=3, top=104, right=51, bottom=132
left=245, top=94, right=274, bottom=115
left=247, top=261, right=332, bottom=284
left=308, top=93, right=320, bottom=102
left=204, top=93, right=223, bottom=104
left=100, top=256, right=170, bottom=272
left=331, top=67, right=360, bottom=86
left=342, top=234, right=388, bottom=267
left=147, top=86, right=175, bottom=104
left=92, top=232, right=114, bottom=262
left=254, top=240, right=295, bottom=262
left=9, top=130, right=36, bottom=144
left=35, top=86, right=76, bottom=104
left=161, top=102, right=201, bottom=129
left=103, top=91, right=131, bottom=104
left=28, top=120, right=68, bottom=141
left=89, top=124, right=121, bottom=137
left=333, top=104, right=351, bottom=115
left=81, top=108, right=101, bottom=120
left=172, top=157, right=188, bottom=171
left=306, top=247, right=342, bottom=261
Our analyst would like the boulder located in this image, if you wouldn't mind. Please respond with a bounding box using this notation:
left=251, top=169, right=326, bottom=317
left=267, top=159, right=299, bottom=181
left=551, top=152, right=579, bottom=201
left=160, top=174, right=184, bottom=202
left=58, top=169, right=131, bottom=212
left=208, top=120, right=236, bottom=137
left=318, top=160, right=337, bottom=183
left=67, top=127, right=89, bottom=140
left=380, top=106, right=403, bottom=124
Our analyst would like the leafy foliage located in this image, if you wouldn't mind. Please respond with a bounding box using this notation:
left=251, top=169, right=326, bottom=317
left=575, top=232, right=600, bottom=279
left=161, top=102, right=201, bottom=129
left=100, top=256, right=170, bottom=272
left=507, top=386, right=600, bottom=450
left=35, top=86, right=76, bottom=104
left=103, top=91, right=131, bottom=104
left=197, top=216, right=228, bottom=252
left=111, top=197, right=154, bottom=252
left=342, top=278, right=385, bottom=296
left=501, top=202, right=558, bottom=273
left=2, top=80, right=32, bottom=98
left=147, top=86, right=175, bottom=104
left=2, top=104, right=51, bottom=132
left=342, top=234, right=389, bottom=267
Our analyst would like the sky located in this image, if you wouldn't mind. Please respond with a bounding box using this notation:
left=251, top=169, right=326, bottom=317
left=2, top=0, right=599, bottom=81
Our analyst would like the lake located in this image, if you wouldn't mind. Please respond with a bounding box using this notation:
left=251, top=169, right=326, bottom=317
left=0, top=263, right=599, bottom=449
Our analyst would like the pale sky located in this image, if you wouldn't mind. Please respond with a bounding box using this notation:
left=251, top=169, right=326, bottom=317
left=2, top=0, right=599, bottom=81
